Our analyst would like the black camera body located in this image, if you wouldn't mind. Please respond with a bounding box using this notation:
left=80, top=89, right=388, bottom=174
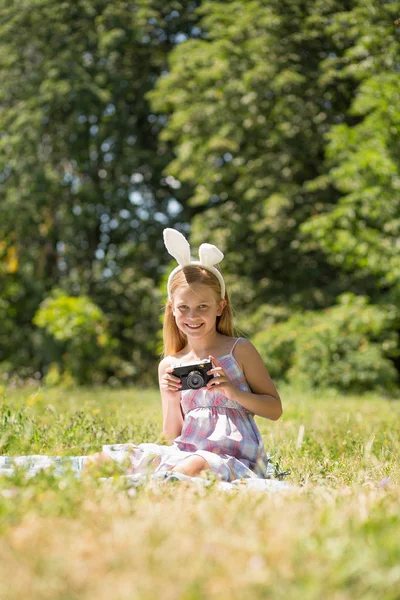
left=172, top=359, right=214, bottom=390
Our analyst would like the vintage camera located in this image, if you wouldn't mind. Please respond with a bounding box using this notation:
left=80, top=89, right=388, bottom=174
left=172, top=359, right=214, bottom=390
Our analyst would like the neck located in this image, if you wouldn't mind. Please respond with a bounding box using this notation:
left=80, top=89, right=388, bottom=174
left=186, top=330, right=221, bottom=359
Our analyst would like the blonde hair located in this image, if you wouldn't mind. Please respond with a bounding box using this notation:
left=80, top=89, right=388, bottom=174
left=162, top=265, right=234, bottom=356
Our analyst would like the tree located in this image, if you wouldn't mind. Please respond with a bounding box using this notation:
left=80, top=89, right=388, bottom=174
left=0, top=0, right=201, bottom=382
left=303, top=1, right=400, bottom=303
left=150, top=0, right=400, bottom=387
left=150, top=0, right=374, bottom=321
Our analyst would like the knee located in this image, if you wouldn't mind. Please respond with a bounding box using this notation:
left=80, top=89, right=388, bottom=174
left=176, top=455, right=210, bottom=477
left=191, top=455, right=209, bottom=476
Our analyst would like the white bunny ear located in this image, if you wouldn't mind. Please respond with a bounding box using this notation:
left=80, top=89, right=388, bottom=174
left=163, top=228, right=191, bottom=266
left=198, top=243, right=224, bottom=267
left=163, top=231, right=226, bottom=299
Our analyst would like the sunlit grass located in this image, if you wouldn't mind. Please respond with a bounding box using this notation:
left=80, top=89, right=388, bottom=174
left=0, top=384, right=399, bottom=599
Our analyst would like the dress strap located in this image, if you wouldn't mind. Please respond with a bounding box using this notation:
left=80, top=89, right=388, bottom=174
left=230, top=337, right=243, bottom=354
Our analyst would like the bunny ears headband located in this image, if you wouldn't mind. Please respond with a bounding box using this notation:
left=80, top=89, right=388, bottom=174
left=163, top=228, right=226, bottom=300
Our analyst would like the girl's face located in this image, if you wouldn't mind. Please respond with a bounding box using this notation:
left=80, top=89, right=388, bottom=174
left=172, top=283, right=226, bottom=340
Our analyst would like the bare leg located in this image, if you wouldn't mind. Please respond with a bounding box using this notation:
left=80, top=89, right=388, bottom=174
left=167, top=455, right=210, bottom=477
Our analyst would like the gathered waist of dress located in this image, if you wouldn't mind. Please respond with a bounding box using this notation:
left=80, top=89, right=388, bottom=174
left=181, top=399, right=254, bottom=417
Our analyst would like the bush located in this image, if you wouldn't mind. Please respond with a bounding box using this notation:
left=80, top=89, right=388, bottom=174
left=251, top=313, right=307, bottom=381
left=252, top=294, right=399, bottom=393
left=236, top=303, right=291, bottom=338
left=33, top=291, right=119, bottom=386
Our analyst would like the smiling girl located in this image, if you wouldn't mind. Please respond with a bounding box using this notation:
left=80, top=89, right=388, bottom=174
left=156, top=228, right=283, bottom=481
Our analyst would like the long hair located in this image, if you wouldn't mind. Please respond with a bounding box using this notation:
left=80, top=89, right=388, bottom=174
left=163, top=265, right=234, bottom=357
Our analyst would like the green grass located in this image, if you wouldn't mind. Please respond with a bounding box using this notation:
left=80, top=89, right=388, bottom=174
left=0, top=384, right=399, bottom=600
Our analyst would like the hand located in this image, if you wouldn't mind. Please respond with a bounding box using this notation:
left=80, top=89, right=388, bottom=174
left=160, top=366, right=182, bottom=393
left=206, top=355, right=238, bottom=401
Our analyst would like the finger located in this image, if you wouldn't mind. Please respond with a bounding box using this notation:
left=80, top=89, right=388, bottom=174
left=208, top=375, right=226, bottom=385
left=162, top=376, right=181, bottom=388
left=209, top=355, right=221, bottom=367
left=165, top=382, right=181, bottom=390
left=167, top=381, right=182, bottom=390
left=207, top=379, right=222, bottom=388
left=207, top=367, right=224, bottom=376
left=163, top=371, right=180, bottom=382
left=165, top=383, right=181, bottom=392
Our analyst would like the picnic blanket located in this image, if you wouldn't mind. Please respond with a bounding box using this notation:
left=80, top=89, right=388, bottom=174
left=0, top=445, right=292, bottom=492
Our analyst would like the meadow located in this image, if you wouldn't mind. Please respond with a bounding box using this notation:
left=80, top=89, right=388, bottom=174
left=0, top=384, right=399, bottom=600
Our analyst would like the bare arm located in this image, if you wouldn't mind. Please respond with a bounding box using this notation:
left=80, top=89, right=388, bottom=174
left=208, top=339, right=282, bottom=421
left=158, top=357, right=184, bottom=442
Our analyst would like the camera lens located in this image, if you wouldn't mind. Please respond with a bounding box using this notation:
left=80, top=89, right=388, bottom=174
left=187, top=370, right=204, bottom=389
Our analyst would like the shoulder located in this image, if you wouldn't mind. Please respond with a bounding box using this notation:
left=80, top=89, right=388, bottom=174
left=158, top=355, right=176, bottom=376
left=217, top=334, right=237, bottom=355
left=233, top=338, right=263, bottom=367
left=233, top=337, right=258, bottom=356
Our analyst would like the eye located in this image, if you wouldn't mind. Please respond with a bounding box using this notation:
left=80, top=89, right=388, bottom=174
left=199, top=304, right=208, bottom=309
left=178, top=304, right=188, bottom=310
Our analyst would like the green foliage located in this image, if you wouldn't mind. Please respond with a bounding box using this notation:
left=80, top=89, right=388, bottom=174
left=150, top=0, right=369, bottom=315
left=0, top=1, right=201, bottom=383
left=33, top=292, right=117, bottom=385
left=303, top=72, right=400, bottom=297
left=0, top=0, right=400, bottom=389
left=34, top=292, right=108, bottom=343
left=253, top=295, right=399, bottom=393
left=302, top=1, right=400, bottom=301
left=150, top=0, right=400, bottom=390
left=252, top=313, right=303, bottom=382
left=236, top=303, right=291, bottom=338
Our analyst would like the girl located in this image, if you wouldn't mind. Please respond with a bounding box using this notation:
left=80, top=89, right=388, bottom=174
left=156, top=228, right=282, bottom=481
left=0, top=229, right=284, bottom=485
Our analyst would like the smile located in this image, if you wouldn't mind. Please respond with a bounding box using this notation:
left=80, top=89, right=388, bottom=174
left=185, top=323, right=203, bottom=329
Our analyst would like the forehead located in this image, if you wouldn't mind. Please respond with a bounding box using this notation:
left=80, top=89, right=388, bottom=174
left=172, top=284, right=218, bottom=304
